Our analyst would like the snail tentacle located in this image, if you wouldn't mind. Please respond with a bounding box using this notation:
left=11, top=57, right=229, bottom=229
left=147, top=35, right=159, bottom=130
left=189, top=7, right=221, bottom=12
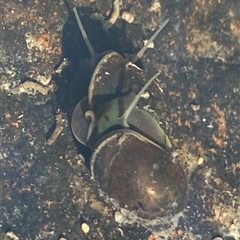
left=85, top=110, right=96, bottom=142
left=73, top=7, right=96, bottom=59
left=120, top=71, right=161, bottom=127
left=73, top=7, right=100, bottom=68
left=131, top=19, right=169, bottom=63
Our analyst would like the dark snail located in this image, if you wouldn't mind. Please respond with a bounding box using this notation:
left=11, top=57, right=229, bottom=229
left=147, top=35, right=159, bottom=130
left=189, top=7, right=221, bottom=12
left=71, top=7, right=188, bottom=222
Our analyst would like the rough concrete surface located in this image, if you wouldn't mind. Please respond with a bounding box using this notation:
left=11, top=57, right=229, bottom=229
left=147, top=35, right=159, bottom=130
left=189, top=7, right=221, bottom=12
left=1, top=0, right=240, bottom=239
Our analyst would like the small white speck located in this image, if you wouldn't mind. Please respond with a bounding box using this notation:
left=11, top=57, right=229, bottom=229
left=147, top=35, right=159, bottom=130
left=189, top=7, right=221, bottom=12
left=207, top=123, right=213, bottom=129
left=141, top=92, right=150, bottom=99
left=143, top=40, right=154, bottom=48
left=17, top=113, right=24, bottom=119
left=190, top=103, right=200, bottom=111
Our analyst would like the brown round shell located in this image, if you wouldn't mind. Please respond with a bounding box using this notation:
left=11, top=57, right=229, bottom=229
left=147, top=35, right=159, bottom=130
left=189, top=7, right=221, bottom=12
left=90, top=130, right=188, bottom=219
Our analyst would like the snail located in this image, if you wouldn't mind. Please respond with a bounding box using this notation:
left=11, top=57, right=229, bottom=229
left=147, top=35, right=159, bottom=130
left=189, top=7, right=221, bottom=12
left=71, top=7, right=188, bottom=221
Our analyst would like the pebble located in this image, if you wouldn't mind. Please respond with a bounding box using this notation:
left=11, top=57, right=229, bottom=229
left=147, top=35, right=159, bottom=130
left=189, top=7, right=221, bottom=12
left=190, top=103, right=200, bottom=111
left=197, top=157, right=204, bottom=165
left=55, top=58, right=70, bottom=75
left=121, top=11, right=134, bottom=23
left=103, top=0, right=120, bottom=30
left=114, top=211, right=124, bottom=223
left=5, top=231, right=19, bottom=240
left=45, top=111, right=65, bottom=145
left=25, top=32, right=35, bottom=49
left=211, top=237, right=223, bottom=240
left=143, top=40, right=154, bottom=48
left=81, top=223, right=90, bottom=234
left=141, top=91, right=150, bottom=99
left=12, top=81, right=49, bottom=95
left=37, top=75, right=51, bottom=86
left=149, top=0, right=161, bottom=13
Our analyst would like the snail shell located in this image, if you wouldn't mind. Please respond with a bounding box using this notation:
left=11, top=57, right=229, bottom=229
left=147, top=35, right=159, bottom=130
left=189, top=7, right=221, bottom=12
left=71, top=52, right=171, bottom=149
left=91, top=129, right=188, bottom=219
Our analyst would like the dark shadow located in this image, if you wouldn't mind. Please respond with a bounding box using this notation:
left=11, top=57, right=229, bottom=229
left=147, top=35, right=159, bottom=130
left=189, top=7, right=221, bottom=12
left=52, top=5, right=142, bottom=168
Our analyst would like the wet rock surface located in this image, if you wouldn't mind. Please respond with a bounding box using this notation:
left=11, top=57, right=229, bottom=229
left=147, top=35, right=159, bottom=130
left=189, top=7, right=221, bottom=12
left=1, top=0, right=240, bottom=239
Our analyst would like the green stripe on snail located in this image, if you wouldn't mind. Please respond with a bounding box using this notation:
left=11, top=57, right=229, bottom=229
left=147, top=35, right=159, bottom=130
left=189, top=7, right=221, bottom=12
left=86, top=72, right=160, bottom=138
